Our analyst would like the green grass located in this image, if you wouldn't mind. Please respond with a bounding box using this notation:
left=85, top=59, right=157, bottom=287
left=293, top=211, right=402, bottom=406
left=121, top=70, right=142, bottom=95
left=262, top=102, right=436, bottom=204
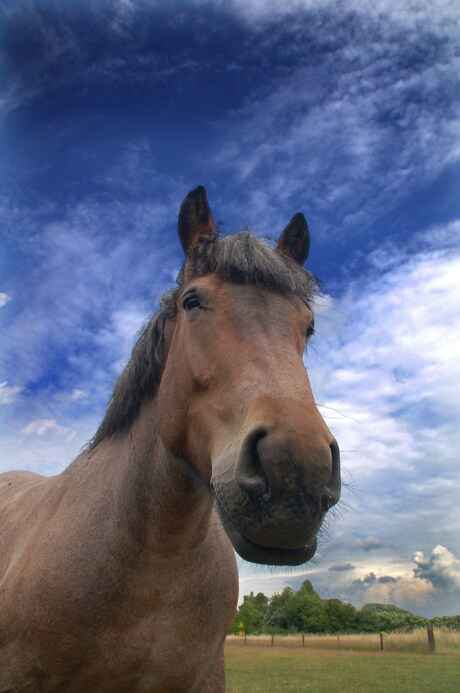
left=225, top=642, right=460, bottom=692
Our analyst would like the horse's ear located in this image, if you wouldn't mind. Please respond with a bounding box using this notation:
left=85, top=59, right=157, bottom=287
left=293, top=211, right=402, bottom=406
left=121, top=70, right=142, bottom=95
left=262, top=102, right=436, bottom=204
left=178, top=186, right=215, bottom=253
left=277, top=213, right=310, bottom=266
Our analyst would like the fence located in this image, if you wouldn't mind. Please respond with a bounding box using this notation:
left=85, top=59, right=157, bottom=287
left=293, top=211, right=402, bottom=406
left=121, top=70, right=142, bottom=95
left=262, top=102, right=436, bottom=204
left=226, top=626, right=460, bottom=654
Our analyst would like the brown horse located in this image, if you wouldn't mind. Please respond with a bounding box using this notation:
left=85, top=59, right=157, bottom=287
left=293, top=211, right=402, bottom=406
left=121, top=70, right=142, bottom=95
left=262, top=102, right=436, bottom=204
left=0, top=187, right=340, bottom=692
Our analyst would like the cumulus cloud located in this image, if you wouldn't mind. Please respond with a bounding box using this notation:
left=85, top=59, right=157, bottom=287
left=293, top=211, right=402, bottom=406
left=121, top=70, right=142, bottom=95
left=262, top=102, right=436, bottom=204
left=342, top=569, right=436, bottom=611
left=413, top=545, right=460, bottom=591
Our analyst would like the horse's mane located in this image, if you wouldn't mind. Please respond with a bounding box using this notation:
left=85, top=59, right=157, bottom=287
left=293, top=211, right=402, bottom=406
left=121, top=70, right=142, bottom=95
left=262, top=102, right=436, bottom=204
left=89, top=232, right=318, bottom=449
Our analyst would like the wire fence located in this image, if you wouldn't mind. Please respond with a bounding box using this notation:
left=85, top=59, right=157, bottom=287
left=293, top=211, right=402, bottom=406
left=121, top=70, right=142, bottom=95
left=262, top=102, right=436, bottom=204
left=226, top=626, right=460, bottom=654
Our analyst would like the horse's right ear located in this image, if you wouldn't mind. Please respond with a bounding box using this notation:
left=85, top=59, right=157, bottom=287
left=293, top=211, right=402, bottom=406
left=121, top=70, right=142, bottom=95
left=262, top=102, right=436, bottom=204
left=178, top=186, right=215, bottom=253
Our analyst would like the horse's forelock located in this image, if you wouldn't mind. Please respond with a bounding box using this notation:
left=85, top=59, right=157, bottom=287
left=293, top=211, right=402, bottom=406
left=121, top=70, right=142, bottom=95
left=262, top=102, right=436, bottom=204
left=180, top=232, right=317, bottom=307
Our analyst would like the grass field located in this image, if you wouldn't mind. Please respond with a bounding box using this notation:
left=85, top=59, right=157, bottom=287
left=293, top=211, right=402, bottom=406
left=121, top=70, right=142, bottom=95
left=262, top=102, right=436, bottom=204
left=225, top=631, right=460, bottom=692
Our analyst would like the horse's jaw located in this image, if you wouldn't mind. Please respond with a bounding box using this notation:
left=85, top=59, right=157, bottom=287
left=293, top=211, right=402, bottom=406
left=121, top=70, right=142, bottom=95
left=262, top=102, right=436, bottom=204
left=214, top=495, right=318, bottom=566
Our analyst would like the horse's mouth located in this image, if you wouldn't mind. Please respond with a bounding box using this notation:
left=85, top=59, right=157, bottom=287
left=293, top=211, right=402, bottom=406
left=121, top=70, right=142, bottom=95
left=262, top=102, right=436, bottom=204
left=214, top=497, right=318, bottom=566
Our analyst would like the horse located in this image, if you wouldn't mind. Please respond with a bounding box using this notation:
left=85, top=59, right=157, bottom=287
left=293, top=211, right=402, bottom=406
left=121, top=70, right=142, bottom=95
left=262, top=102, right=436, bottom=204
left=0, top=186, right=340, bottom=692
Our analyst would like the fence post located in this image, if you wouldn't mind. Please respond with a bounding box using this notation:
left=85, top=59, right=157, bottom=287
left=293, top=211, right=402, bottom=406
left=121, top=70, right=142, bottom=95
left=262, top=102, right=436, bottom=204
left=379, top=632, right=384, bottom=651
left=271, top=634, right=274, bottom=647
left=426, top=622, right=436, bottom=652
left=302, top=633, right=305, bottom=648
left=244, top=632, right=247, bottom=645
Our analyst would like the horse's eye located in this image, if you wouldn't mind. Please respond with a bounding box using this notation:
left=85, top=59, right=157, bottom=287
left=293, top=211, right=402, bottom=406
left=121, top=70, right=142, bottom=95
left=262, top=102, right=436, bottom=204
left=183, top=295, right=201, bottom=311
left=306, top=323, right=315, bottom=339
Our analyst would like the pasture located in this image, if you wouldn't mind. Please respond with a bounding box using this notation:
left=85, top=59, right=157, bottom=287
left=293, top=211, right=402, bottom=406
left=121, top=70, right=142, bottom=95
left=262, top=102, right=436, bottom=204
left=225, top=631, right=460, bottom=692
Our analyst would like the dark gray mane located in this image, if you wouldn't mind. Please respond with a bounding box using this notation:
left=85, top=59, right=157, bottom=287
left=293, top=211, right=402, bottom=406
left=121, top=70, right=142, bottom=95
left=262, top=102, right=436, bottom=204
left=90, top=232, right=317, bottom=448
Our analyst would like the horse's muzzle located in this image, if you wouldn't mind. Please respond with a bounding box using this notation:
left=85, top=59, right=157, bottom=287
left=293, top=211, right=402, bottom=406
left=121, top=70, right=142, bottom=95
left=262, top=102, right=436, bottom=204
left=211, top=427, right=341, bottom=566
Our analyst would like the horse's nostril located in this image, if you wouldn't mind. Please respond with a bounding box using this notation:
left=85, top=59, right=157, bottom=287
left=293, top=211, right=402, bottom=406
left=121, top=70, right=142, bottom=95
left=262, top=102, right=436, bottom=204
left=235, top=427, right=270, bottom=500
left=323, top=439, right=341, bottom=512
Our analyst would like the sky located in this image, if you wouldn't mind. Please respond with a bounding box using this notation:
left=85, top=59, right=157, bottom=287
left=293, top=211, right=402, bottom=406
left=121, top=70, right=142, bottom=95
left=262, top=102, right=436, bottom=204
left=1, top=0, right=459, bottom=618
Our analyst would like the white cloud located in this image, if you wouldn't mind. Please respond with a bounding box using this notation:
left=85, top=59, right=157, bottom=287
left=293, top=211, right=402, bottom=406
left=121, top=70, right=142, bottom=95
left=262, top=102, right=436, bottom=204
left=21, top=418, right=75, bottom=442
left=225, top=0, right=459, bottom=34
left=239, top=226, right=460, bottom=614
left=209, top=3, right=459, bottom=238
left=413, top=545, right=460, bottom=591
left=309, top=241, right=460, bottom=545
left=0, top=381, right=23, bottom=404
left=347, top=571, right=435, bottom=608
left=0, top=292, right=11, bottom=307
left=69, top=388, right=88, bottom=401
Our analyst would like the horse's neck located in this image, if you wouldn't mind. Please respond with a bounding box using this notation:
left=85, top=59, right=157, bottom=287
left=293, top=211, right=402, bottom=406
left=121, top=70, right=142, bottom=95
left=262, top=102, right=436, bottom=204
left=63, top=396, right=213, bottom=560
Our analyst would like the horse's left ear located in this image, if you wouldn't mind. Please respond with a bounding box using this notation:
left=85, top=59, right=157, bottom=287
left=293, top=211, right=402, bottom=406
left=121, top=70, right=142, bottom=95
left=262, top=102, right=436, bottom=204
left=178, top=186, right=215, bottom=253
left=276, top=213, right=310, bottom=266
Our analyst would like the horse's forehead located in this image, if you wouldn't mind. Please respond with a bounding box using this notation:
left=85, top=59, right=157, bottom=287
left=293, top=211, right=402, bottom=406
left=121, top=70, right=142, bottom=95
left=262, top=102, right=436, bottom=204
left=184, top=273, right=309, bottom=312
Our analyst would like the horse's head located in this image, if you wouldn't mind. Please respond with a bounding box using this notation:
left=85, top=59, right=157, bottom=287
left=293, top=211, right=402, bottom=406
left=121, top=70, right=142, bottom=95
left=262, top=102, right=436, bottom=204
left=159, top=187, right=340, bottom=566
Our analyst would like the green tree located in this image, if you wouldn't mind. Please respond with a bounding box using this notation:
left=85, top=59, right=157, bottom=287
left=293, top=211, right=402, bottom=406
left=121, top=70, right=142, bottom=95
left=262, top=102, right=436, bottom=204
left=265, top=587, right=300, bottom=632
left=229, top=591, right=269, bottom=634
left=296, top=583, right=328, bottom=633
left=324, top=599, right=358, bottom=633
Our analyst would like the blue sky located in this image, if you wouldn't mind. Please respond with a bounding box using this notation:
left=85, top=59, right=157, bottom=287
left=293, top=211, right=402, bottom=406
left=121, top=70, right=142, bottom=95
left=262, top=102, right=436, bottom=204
left=1, top=0, right=459, bottom=617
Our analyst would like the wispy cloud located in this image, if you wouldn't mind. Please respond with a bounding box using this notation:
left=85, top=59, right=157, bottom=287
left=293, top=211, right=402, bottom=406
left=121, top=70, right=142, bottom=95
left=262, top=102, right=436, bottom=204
left=0, top=381, right=23, bottom=405
left=329, top=563, right=355, bottom=572
left=208, top=3, right=459, bottom=238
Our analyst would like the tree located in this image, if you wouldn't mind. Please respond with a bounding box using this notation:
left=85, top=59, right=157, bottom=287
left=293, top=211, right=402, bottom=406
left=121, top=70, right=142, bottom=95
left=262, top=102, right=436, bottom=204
left=296, top=586, right=328, bottom=633
left=229, top=591, right=269, bottom=634
left=324, top=599, right=358, bottom=633
left=228, top=585, right=436, bottom=636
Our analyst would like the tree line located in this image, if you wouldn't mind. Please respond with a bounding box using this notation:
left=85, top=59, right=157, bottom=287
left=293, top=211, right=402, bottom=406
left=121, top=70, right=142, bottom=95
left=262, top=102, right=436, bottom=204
left=229, top=580, right=460, bottom=635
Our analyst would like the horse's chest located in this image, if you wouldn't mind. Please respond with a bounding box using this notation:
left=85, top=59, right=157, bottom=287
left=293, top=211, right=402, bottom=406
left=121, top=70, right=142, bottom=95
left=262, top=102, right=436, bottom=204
left=108, top=556, right=237, bottom=690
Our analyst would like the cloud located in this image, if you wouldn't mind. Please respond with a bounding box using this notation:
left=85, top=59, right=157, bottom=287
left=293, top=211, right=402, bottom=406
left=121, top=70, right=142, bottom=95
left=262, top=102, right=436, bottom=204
left=0, top=292, right=11, bottom=307
left=20, top=418, right=76, bottom=442
left=69, top=389, right=88, bottom=401
left=353, top=571, right=399, bottom=587
left=413, top=545, right=460, bottom=591
left=1, top=0, right=459, bottom=618
left=226, top=0, right=459, bottom=36
left=329, top=563, right=355, bottom=572
left=342, top=569, right=435, bottom=611
left=307, top=235, right=460, bottom=550
left=0, top=188, right=179, bottom=389
left=239, top=226, right=460, bottom=615
left=208, top=2, right=458, bottom=240
left=354, top=538, right=394, bottom=553
left=0, top=381, right=23, bottom=405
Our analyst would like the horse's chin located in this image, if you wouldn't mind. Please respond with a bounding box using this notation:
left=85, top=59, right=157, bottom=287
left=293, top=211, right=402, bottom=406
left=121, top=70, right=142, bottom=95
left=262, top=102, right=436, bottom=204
left=215, top=498, right=318, bottom=566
